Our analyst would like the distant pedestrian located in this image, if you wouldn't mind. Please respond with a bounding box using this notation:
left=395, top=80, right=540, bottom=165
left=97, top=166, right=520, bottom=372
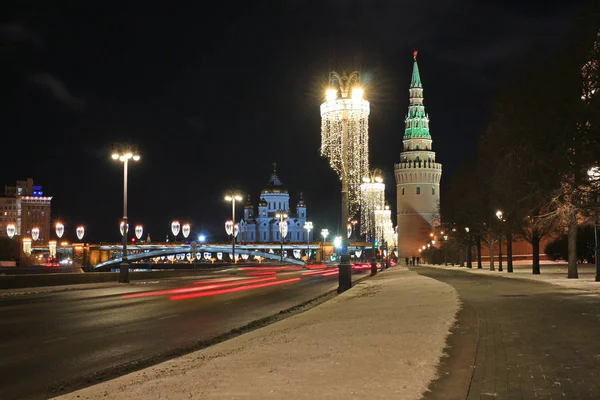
left=405, top=257, right=409, bottom=266
left=412, top=256, right=416, bottom=265
left=417, top=256, right=421, bottom=265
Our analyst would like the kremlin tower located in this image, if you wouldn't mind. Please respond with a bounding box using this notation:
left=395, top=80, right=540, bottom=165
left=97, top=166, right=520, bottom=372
left=394, top=51, right=442, bottom=258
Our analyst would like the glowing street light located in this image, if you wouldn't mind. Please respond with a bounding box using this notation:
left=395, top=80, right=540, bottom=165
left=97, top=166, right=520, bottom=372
left=321, top=70, right=370, bottom=292
left=225, top=193, right=243, bottom=264
left=276, top=211, right=288, bottom=262
left=120, top=221, right=129, bottom=237
left=6, top=223, right=16, bottom=239
left=321, top=228, right=329, bottom=261
left=465, top=226, right=472, bottom=269
left=304, top=221, right=313, bottom=263
left=111, top=144, right=140, bottom=283
left=55, top=222, right=64, bottom=239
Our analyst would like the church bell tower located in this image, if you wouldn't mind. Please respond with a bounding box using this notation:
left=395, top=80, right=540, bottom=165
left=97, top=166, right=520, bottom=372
left=394, top=51, right=442, bottom=258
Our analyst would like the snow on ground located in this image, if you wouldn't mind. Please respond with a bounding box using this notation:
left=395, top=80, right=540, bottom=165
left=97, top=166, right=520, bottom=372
left=54, top=267, right=459, bottom=400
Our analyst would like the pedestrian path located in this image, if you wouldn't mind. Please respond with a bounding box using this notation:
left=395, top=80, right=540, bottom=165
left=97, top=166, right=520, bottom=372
left=53, top=266, right=459, bottom=400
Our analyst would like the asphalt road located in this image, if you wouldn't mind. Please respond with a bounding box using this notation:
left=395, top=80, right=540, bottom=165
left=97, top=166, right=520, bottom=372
left=0, top=266, right=368, bottom=400
left=413, top=266, right=600, bottom=400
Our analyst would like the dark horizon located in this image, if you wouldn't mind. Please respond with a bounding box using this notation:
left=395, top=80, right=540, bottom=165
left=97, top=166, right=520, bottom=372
left=1, top=0, right=588, bottom=243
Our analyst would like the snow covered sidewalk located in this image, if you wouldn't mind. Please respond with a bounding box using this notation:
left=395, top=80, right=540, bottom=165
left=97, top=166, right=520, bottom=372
left=54, top=266, right=459, bottom=400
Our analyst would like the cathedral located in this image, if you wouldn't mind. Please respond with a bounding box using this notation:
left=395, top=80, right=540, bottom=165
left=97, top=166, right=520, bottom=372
left=238, top=164, right=312, bottom=244
left=394, top=52, right=442, bottom=258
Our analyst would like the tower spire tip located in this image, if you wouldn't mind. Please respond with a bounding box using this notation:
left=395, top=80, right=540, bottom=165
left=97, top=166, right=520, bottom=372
left=413, top=50, right=418, bottom=60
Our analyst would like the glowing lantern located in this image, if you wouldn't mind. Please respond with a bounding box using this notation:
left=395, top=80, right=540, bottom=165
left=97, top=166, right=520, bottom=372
left=171, top=221, right=180, bottom=237
left=182, top=223, right=190, bottom=239
left=6, top=224, right=16, bottom=239
left=217, top=252, right=223, bottom=260
left=176, top=253, right=185, bottom=260
left=233, top=224, right=239, bottom=238
left=195, top=252, right=202, bottom=260
left=55, top=223, right=64, bottom=239
left=186, top=253, right=193, bottom=261
left=49, top=241, right=57, bottom=258
left=293, top=249, right=301, bottom=259
left=241, top=253, right=249, bottom=260
left=347, top=223, right=352, bottom=239
left=167, top=255, right=175, bottom=261
left=135, top=225, right=143, bottom=240
left=76, top=226, right=85, bottom=241
left=23, top=238, right=32, bottom=255
left=355, top=250, right=362, bottom=258
left=279, top=221, right=288, bottom=238
left=30, top=227, right=40, bottom=241
left=225, top=220, right=233, bottom=236
left=203, top=252, right=211, bottom=260
left=120, top=221, right=129, bottom=236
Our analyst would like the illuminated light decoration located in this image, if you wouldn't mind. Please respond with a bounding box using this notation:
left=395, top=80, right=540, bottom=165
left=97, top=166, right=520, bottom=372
left=320, top=71, right=370, bottom=219
left=31, top=227, right=40, bottom=241
left=217, top=252, right=223, bottom=260
left=233, top=224, right=239, bottom=238
left=293, top=249, right=302, bottom=259
left=23, top=238, right=32, bottom=255
left=229, top=253, right=233, bottom=260
left=160, top=256, right=166, bottom=260
left=279, top=221, right=288, bottom=238
left=176, top=253, right=185, bottom=260
left=195, top=252, right=202, bottom=260
left=49, top=241, right=57, bottom=258
left=360, top=169, right=385, bottom=240
left=182, top=224, right=191, bottom=239
left=355, top=250, right=362, bottom=258
left=170, top=277, right=301, bottom=301
left=171, top=221, right=181, bottom=237
left=347, top=224, right=352, bottom=239
left=283, top=250, right=288, bottom=258
left=135, top=225, right=143, bottom=240
left=334, top=236, right=342, bottom=249
left=55, top=223, right=64, bottom=239
left=321, top=228, right=329, bottom=241
left=122, top=276, right=276, bottom=299
left=186, top=253, right=193, bottom=261
left=241, top=253, right=249, bottom=260
left=6, top=224, right=16, bottom=239
left=120, top=221, right=129, bottom=237
left=204, top=252, right=211, bottom=260
left=268, top=249, right=274, bottom=254
left=167, top=255, right=175, bottom=261
left=225, top=220, right=234, bottom=236
left=76, top=226, right=85, bottom=241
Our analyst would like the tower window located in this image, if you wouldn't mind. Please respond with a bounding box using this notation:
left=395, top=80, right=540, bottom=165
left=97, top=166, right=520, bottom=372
left=401, top=187, right=405, bottom=195
left=415, top=145, right=420, bottom=150
left=416, top=187, right=421, bottom=195
left=432, top=187, right=435, bottom=195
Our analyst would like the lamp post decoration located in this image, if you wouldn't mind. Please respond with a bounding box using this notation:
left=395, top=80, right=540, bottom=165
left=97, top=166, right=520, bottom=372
left=171, top=221, right=181, bottom=238
left=304, top=221, right=313, bottom=262
left=31, top=227, right=40, bottom=241
left=135, top=225, right=143, bottom=240
left=321, top=228, right=329, bottom=262
left=225, top=193, right=243, bottom=264
left=76, top=226, right=85, bottom=241
left=111, top=145, right=140, bottom=283
left=6, top=223, right=16, bottom=239
left=360, top=169, right=385, bottom=241
left=321, top=70, right=370, bottom=292
left=182, top=223, right=190, bottom=239
left=120, top=221, right=129, bottom=237
left=276, top=212, right=288, bottom=262
left=55, top=222, right=64, bottom=239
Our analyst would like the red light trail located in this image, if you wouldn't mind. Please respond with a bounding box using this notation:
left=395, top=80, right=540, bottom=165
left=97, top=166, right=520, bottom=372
left=170, top=277, right=301, bottom=301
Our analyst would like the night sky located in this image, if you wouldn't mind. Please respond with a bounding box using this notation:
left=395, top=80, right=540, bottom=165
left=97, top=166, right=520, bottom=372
left=1, top=0, right=588, bottom=243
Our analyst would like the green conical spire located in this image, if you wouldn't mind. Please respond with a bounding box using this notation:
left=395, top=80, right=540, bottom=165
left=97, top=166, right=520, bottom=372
left=410, top=50, right=422, bottom=88
left=404, top=50, right=431, bottom=140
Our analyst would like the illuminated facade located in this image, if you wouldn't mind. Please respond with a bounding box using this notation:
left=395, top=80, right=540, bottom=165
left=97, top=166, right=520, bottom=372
left=238, top=164, right=312, bottom=243
left=0, top=178, right=52, bottom=243
left=394, top=52, right=442, bottom=258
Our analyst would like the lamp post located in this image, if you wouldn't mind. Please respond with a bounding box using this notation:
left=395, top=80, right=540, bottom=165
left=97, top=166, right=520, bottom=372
left=496, top=210, right=504, bottom=272
left=465, top=227, right=472, bottom=269
left=443, top=233, right=448, bottom=266
left=275, top=211, right=288, bottom=262
left=321, top=228, right=329, bottom=262
left=304, top=221, right=313, bottom=263
left=111, top=146, right=140, bottom=283
left=588, top=166, right=600, bottom=282
left=225, top=193, right=243, bottom=264
left=321, top=71, right=370, bottom=292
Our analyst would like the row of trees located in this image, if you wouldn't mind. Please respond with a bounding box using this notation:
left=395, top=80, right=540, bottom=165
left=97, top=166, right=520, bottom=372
left=440, top=4, right=600, bottom=278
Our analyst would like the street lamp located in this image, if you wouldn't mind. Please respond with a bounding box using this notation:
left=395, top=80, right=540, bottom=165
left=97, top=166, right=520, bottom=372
left=111, top=145, right=140, bottom=283
left=304, top=221, right=313, bottom=263
left=443, top=234, right=448, bottom=266
left=275, top=211, right=288, bottom=262
left=465, top=227, right=472, bottom=268
left=321, top=71, right=370, bottom=292
left=588, top=166, right=600, bottom=282
left=225, top=193, right=243, bottom=264
left=321, top=228, right=329, bottom=262
left=496, top=210, right=504, bottom=272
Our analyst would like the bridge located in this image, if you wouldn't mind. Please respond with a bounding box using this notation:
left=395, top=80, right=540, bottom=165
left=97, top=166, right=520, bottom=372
left=92, top=243, right=323, bottom=270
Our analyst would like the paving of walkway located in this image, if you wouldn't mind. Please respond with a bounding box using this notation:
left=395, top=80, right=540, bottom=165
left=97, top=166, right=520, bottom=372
left=53, top=266, right=459, bottom=400
left=414, top=265, right=600, bottom=400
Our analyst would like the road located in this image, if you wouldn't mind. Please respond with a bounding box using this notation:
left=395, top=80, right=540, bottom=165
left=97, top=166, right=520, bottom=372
left=0, top=265, right=370, bottom=400
left=413, top=266, right=600, bottom=400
